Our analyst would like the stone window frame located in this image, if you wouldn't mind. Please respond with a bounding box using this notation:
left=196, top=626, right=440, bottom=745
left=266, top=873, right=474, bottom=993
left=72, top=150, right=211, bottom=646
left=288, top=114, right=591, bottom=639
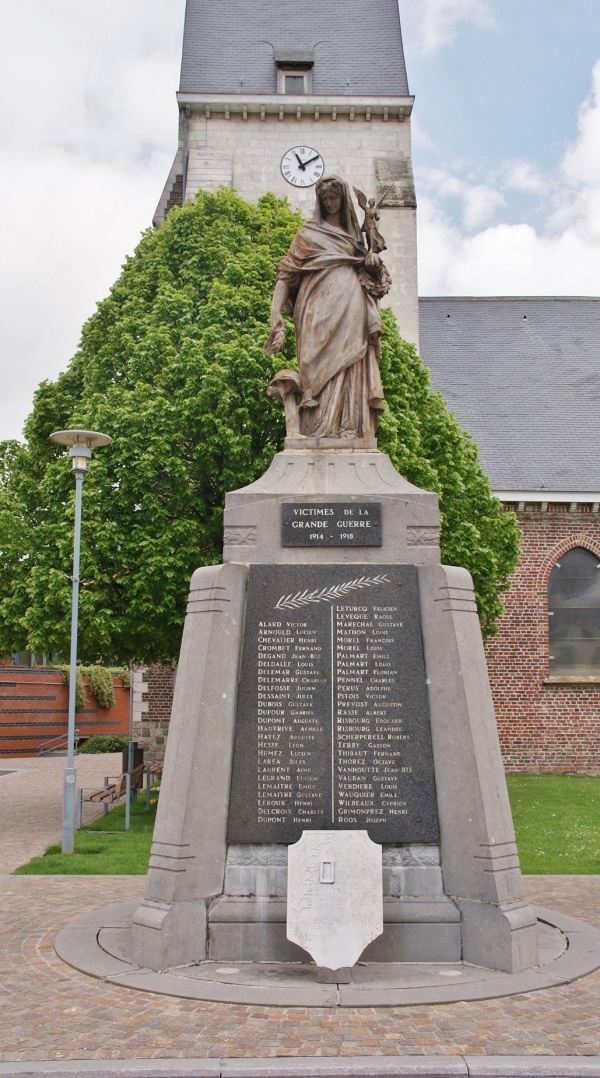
left=277, top=66, right=313, bottom=95
left=538, top=536, right=600, bottom=685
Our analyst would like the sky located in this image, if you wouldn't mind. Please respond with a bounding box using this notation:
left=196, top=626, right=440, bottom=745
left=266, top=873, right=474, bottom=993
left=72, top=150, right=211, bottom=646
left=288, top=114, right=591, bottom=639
left=1, top=0, right=600, bottom=441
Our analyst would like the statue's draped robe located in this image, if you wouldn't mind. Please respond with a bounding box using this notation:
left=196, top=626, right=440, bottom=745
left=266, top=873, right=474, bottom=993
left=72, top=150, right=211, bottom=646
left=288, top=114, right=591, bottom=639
left=277, top=219, right=385, bottom=439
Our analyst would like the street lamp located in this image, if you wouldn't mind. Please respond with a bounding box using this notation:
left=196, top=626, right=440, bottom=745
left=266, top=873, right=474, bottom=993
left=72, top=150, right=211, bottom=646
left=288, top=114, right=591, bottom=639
left=49, top=429, right=112, bottom=853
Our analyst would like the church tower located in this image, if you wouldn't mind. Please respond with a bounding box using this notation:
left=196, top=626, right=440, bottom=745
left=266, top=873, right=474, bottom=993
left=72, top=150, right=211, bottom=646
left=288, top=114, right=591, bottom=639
left=155, top=0, right=419, bottom=346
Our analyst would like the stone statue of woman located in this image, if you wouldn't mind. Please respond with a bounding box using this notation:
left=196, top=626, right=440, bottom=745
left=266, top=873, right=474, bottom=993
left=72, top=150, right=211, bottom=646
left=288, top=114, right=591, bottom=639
left=264, top=176, right=391, bottom=443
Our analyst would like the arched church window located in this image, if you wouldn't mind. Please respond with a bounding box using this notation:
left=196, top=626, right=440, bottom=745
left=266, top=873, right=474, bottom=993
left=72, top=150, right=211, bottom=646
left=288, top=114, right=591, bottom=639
left=548, top=547, right=600, bottom=676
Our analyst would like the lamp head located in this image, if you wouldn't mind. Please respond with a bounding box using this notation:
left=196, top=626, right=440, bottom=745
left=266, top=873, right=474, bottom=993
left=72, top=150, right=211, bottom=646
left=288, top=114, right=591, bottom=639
left=49, top=429, right=112, bottom=474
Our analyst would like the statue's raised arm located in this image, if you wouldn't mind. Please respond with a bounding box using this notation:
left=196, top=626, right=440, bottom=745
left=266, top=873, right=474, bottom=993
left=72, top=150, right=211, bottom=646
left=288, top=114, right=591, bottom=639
left=265, top=176, right=391, bottom=446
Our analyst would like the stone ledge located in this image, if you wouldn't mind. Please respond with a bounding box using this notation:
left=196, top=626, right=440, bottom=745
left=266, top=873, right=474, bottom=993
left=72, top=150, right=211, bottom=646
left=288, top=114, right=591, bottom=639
left=208, top=895, right=460, bottom=925
left=543, top=676, right=600, bottom=685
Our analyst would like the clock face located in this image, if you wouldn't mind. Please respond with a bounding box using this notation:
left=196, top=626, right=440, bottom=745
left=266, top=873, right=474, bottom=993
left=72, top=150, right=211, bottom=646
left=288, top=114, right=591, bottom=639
left=281, top=145, right=324, bottom=187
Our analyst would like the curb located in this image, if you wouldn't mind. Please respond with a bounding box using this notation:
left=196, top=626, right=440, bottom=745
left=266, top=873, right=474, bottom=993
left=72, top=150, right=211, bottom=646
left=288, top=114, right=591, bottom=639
left=1, top=1056, right=600, bottom=1077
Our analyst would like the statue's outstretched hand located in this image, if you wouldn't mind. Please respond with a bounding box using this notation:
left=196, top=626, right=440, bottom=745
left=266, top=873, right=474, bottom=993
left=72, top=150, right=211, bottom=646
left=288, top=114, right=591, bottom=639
left=263, top=315, right=286, bottom=356
left=365, top=251, right=381, bottom=276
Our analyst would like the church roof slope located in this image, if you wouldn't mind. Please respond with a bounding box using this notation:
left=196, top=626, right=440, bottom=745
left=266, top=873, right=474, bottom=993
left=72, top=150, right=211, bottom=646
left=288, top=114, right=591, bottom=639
left=180, top=0, right=409, bottom=97
left=418, top=297, right=600, bottom=495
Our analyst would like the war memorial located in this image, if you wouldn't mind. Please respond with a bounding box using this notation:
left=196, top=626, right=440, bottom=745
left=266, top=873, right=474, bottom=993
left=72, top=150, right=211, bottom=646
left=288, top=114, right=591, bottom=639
left=132, top=174, right=539, bottom=980
left=56, top=178, right=600, bottom=1007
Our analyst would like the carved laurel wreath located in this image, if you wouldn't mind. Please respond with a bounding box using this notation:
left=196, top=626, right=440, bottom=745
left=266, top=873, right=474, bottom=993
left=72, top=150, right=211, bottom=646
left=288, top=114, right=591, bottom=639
left=357, top=263, right=392, bottom=299
left=274, top=574, right=390, bottom=611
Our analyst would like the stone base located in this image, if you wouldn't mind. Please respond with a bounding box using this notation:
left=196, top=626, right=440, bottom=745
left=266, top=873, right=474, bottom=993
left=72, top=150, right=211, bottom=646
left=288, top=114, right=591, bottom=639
left=209, top=922, right=307, bottom=963
left=284, top=436, right=378, bottom=450
left=318, top=967, right=351, bottom=983
left=132, top=898, right=207, bottom=969
left=55, top=900, right=600, bottom=1008
left=459, top=898, right=540, bottom=974
left=207, top=895, right=461, bottom=963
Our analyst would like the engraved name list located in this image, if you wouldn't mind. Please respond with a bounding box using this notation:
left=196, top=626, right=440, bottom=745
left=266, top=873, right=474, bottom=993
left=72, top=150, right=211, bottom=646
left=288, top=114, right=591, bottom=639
left=227, top=565, right=439, bottom=844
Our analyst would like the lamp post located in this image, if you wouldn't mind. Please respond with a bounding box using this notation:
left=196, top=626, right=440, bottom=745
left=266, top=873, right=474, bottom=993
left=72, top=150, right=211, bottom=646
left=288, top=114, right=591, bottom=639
left=49, top=429, right=112, bottom=854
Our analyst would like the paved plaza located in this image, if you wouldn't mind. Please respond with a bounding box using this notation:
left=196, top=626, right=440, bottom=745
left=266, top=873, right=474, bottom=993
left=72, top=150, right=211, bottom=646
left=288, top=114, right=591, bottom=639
left=1, top=756, right=600, bottom=1070
left=0, top=754, right=124, bottom=875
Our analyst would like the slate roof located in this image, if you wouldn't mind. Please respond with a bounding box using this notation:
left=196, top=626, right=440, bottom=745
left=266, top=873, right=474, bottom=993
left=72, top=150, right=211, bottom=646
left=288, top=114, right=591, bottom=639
left=418, top=297, right=600, bottom=494
left=179, top=0, right=409, bottom=96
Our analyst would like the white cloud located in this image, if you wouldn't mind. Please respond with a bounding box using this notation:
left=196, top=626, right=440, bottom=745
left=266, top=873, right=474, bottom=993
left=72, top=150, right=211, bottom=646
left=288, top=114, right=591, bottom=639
left=418, top=59, right=600, bottom=296
left=502, top=161, right=548, bottom=196
left=559, top=60, right=600, bottom=243
left=419, top=205, right=600, bottom=295
left=417, top=167, right=506, bottom=231
left=563, top=62, right=600, bottom=187
left=0, top=0, right=185, bottom=442
left=461, top=185, right=506, bottom=230
left=400, top=0, right=495, bottom=56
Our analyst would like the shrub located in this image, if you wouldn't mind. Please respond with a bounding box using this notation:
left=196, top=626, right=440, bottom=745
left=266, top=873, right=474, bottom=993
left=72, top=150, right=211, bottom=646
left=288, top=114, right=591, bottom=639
left=59, top=665, right=85, bottom=710
left=77, top=734, right=129, bottom=754
left=86, top=665, right=115, bottom=709
left=113, top=666, right=131, bottom=688
left=59, top=664, right=128, bottom=709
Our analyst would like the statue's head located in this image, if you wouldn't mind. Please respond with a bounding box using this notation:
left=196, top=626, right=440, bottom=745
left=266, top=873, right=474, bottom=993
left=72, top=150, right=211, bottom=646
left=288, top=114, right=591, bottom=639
left=316, top=176, right=344, bottom=217
left=313, top=175, right=362, bottom=243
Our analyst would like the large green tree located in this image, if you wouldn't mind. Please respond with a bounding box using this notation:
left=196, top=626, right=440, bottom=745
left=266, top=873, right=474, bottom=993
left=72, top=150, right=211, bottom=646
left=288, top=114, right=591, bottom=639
left=0, top=189, right=519, bottom=662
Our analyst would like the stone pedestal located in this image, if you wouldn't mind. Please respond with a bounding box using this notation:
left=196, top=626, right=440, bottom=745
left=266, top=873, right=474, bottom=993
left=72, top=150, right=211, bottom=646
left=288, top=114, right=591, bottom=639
left=132, top=449, right=538, bottom=975
left=222, top=449, right=440, bottom=566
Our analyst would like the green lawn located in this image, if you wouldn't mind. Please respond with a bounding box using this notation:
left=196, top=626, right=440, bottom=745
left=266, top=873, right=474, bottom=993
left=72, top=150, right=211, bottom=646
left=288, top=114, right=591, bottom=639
left=506, top=774, right=600, bottom=874
left=12, top=774, right=600, bottom=876
left=13, top=796, right=157, bottom=875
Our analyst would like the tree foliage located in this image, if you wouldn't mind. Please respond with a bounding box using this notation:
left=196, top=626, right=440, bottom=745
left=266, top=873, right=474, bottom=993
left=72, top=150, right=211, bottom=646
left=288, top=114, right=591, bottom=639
left=0, top=188, right=519, bottom=662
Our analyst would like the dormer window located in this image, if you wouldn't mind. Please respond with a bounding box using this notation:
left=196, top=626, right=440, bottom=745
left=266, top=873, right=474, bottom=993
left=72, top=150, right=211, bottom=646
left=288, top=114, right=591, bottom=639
left=274, top=50, right=314, bottom=95
left=284, top=73, right=307, bottom=94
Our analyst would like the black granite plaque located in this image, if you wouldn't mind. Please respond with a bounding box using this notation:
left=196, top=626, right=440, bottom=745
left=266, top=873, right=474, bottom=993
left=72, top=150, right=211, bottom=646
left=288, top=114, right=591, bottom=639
left=281, top=502, right=382, bottom=547
left=227, top=564, right=439, bottom=844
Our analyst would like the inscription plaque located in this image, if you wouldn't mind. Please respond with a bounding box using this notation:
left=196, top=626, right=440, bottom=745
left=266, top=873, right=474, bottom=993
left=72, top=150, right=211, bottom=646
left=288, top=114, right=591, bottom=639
left=227, top=564, right=439, bottom=844
left=281, top=502, right=382, bottom=547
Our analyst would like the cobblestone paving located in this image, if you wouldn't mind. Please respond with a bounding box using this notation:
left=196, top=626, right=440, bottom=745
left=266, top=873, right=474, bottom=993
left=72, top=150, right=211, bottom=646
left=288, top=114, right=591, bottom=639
left=0, top=875, right=599, bottom=1063
left=0, top=754, right=124, bottom=873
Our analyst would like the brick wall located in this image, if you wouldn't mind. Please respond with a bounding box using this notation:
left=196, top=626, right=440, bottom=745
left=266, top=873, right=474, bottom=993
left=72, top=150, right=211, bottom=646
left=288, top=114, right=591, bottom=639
left=131, top=664, right=175, bottom=761
left=486, top=504, right=600, bottom=774
left=0, top=668, right=130, bottom=756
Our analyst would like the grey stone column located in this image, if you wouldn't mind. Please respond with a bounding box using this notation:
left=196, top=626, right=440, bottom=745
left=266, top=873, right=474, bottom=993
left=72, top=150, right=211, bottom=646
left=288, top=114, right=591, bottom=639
left=132, top=562, right=248, bottom=970
left=417, top=563, right=539, bottom=973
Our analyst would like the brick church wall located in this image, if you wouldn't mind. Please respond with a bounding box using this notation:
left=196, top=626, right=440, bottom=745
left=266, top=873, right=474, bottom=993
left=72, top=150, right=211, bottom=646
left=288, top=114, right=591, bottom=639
left=486, top=504, right=600, bottom=774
